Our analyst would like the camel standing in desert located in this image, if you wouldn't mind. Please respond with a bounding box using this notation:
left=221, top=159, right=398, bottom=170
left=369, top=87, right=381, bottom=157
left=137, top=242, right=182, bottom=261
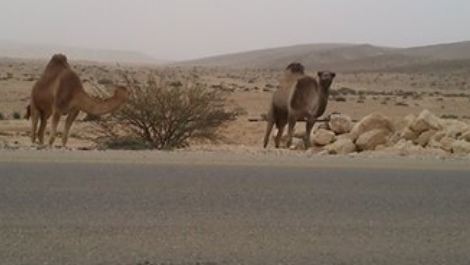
left=263, top=62, right=335, bottom=149
left=29, top=53, right=128, bottom=147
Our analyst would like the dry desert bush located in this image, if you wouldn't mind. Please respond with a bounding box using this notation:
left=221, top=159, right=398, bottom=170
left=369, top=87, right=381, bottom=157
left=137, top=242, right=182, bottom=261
left=92, top=71, right=242, bottom=150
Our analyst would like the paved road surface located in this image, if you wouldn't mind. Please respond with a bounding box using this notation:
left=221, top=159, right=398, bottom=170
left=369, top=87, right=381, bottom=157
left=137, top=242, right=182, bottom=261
left=1, top=159, right=469, bottom=265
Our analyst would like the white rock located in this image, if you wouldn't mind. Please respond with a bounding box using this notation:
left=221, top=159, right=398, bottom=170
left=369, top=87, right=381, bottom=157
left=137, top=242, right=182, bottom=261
left=403, top=114, right=417, bottom=128
left=440, top=119, right=470, bottom=138
left=415, top=129, right=437, bottom=147
left=356, top=129, right=392, bottom=151
left=289, top=138, right=305, bottom=150
left=451, top=140, right=470, bottom=155
left=324, top=138, right=357, bottom=155
left=395, top=139, right=425, bottom=156
left=388, top=131, right=402, bottom=145
left=439, top=136, right=455, bottom=152
left=350, top=112, right=395, bottom=141
left=400, top=127, right=418, bottom=141
left=390, top=139, right=448, bottom=157
left=431, top=131, right=446, bottom=142
left=328, top=114, right=353, bottom=135
left=459, top=130, right=470, bottom=142
left=312, top=128, right=336, bottom=146
left=410, top=109, right=443, bottom=133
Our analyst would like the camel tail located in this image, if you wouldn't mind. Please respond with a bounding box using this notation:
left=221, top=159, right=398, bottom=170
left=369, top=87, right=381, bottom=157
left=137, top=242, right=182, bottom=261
left=24, top=105, right=31, bottom=120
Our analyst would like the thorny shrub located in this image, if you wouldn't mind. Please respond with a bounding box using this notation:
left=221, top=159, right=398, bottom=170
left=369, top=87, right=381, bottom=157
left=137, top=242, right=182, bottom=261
left=92, top=71, right=242, bottom=150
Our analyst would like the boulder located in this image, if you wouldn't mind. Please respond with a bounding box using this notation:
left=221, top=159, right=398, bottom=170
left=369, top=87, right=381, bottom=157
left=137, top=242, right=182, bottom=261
left=328, top=114, right=352, bottom=135
left=403, top=114, right=417, bottom=128
left=431, top=131, right=446, bottom=142
left=350, top=112, right=395, bottom=141
left=393, top=139, right=425, bottom=156
left=324, top=138, right=357, bottom=155
left=388, top=139, right=448, bottom=157
left=356, top=129, right=392, bottom=151
left=400, top=127, right=418, bottom=141
left=289, top=138, right=305, bottom=150
left=316, top=122, right=330, bottom=131
left=459, top=130, right=470, bottom=142
left=312, top=128, right=336, bottom=146
left=415, top=129, right=437, bottom=147
left=439, top=136, right=455, bottom=152
left=440, top=119, right=470, bottom=138
left=451, top=140, right=470, bottom=155
left=410, top=109, right=442, bottom=133
left=388, top=131, right=402, bottom=145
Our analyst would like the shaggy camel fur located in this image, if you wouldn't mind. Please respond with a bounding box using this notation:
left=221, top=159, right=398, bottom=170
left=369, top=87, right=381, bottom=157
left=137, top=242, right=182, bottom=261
left=263, top=63, right=335, bottom=148
left=29, top=53, right=128, bottom=147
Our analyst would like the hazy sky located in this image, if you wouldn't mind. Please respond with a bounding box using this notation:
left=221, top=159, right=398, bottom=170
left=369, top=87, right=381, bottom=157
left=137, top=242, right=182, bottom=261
left=1, top=0, right=469, bottom=60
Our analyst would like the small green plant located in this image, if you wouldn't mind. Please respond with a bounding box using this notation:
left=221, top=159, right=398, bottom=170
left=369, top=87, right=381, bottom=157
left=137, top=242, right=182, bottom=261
left=12, top=111, right=21, bottom=120
left=97, top=78, right=114, bottom=85
left=98, top=137, right=151, bottom=150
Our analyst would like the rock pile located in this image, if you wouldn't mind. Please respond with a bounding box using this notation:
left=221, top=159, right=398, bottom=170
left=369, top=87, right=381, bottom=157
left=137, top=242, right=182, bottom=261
left=308, top=110, right=470, bottom=156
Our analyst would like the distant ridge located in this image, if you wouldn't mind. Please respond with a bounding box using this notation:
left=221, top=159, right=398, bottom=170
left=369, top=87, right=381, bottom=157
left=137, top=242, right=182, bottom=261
left=176, top=41, right=470, bottom=72
left=0, top=40, right=160, bottom=64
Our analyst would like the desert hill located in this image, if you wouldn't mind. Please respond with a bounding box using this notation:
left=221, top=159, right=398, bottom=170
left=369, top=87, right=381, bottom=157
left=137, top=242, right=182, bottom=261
left=0, top=40, right=159, bottom=65
left=177, top=41, right=470, bottom=73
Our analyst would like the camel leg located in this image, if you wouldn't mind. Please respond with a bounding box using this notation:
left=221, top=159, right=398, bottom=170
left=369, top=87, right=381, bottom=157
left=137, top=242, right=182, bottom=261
left=305, top=118, right=316, bottom=149
left=274, top=119, right=287, bottom=148
left=37, top=110, right=51, bottom=145
left=62, top=110, right=80, bottom=147
left=263, top=119, right=275, bottom=148
left=286, top=116, right=297, bottom=148
left=48, top=112, right=61, bottom=147
left=30, top=107, right=39, bottom=144
left=37, top=114, right=48, bottom=145
left=274, top=125, right=285, bottom=148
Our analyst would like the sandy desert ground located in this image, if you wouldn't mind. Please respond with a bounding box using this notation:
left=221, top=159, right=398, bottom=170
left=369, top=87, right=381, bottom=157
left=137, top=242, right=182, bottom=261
left=1, top=58, right=470, bottom=160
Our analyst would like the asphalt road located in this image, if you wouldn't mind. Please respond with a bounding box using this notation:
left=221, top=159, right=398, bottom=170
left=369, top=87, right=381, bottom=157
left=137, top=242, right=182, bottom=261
left=1, top=160, right=469, bottom=265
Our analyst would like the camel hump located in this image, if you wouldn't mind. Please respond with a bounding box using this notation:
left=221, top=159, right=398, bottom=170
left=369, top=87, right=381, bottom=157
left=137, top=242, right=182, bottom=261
left=290, top=76, right=318, bottom=110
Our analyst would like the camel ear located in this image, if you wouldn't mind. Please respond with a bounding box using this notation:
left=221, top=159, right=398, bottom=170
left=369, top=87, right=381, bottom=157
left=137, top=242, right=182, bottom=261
left=332, top=72, right=336, bottom=78
left=317, top=71, right=323, bottom=77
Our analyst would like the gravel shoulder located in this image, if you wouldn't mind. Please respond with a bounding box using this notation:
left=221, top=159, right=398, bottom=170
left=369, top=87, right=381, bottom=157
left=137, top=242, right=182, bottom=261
left=1, top=148, right=469, bottom=171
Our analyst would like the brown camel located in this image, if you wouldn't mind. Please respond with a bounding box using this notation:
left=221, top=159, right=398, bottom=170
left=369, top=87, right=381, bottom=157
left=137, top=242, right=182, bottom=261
left=263, top=62, right=335, bottom=149
left=29, top=53, right=129, bottom=147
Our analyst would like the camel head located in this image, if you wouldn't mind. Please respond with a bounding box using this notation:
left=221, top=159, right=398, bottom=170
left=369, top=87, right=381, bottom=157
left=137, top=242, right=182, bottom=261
left=113, top=85, right=130, bottom=101
left=317, top=71, right=336, bottom=91
left=46, top=53, right=70, bottom=69
left=51, top=53, right=67, bottom=62
left=285, top=62, right=305, bottom=75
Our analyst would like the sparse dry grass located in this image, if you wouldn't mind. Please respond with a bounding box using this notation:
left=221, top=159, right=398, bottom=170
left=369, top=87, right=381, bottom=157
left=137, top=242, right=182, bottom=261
left=0, top=58, right=469, bottom=149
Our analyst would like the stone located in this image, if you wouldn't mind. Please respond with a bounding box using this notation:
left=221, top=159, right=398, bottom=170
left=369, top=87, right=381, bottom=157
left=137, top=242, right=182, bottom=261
left=403, top=114, right=417, bottom=128
left=439, top=136, right=455, bottom=152
left=388, top=131, right=402, bottom=145
left=356, top=129, right=391, bottom=151
left=431, top=131, right=446, bottom=142
left=440, top=119, right=470, bottom=139
left=289, top=138, right=305, bottom=150
left=459, top=130, right=470, bottom=142
left=387, top=139, right=448, bottom=157
left=324, top=138, right=357, bottom=155
left=350, top=112, right=395, bottom=141
left=415, top=129, right=437, bottom=147
left=312, top=128, right=336, bottom=146
left=451, top=140, right=470, bottom=155
left=410, top=109, right=442, bottom=133
left=328, top=114, right=353, bottom=135
left=400, top=127, right=418, bottom=141
left=393, top=139, right=425, bottom=156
